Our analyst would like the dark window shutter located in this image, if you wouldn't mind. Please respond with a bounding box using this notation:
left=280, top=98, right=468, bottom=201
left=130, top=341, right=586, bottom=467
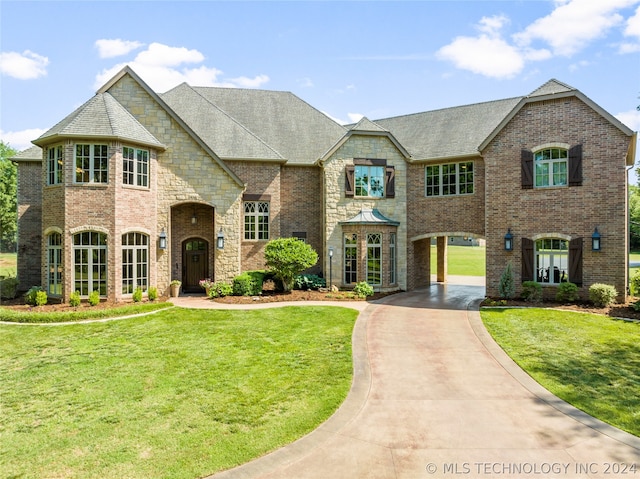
left=385, top=166, right=395, bottom=198
left=569, top=238, right=583, bottom=286
left=569, top=144, right=583, bottom=186
left=522, top=237, right=534, bottom=282
left=345, top=165, right=355, bottom=197
left=521, top=149, right=533, bottom=189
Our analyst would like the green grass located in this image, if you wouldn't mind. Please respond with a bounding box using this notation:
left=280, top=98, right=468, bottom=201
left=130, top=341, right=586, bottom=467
left=481, top=308, right=640, bottom=437
left=0, top=252, right=16, bottom=277
left=0, top=302, right=172, bottom=323
left=0, top=306, right=358, bottom=479
left=431, top=244, right=486, bottom=276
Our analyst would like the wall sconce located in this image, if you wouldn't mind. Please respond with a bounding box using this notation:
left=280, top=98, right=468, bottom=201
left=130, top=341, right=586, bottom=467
left=191, top=209, right=197, bottom=225
left=216, top=228, right=225, bottom=249
left=504, top=228, right=513, bottom=251
left=159, top=229, right=167, bottom=250
left=592, top=227, right=601, bottom=251
left=328, top=246, right=334, bottom=288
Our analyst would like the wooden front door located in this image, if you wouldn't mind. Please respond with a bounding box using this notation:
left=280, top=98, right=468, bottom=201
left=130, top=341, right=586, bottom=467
left=183, top=238, right=208, bottom=293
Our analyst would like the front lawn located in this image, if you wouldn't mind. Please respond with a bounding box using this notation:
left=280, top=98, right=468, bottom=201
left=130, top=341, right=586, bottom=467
left=0, top=306, right=358, bottom=479
left=431, top=244, right=486, bottom=276
left=481, top=308, right=640, bottom=437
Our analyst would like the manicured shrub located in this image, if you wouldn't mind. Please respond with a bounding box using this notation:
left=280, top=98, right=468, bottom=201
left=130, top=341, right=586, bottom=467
left=88, top=290, right=100, bottom=306
left=233, top=271, right=264, bottom=296
left=25, top=286, right=44, bottom=306
left=132, top=287, right=143, bottom=302
left=148, top=286, right=158, bottom=301
left=588, top=283, right=618, bottom=307
left=0, top=276, right=18, bottom=299
left=556, top=282, right=579, bottom=303
left=353, top=281, right=374, bottom=298
left=209, top=281, right=233, bottom=298
left=498, top=262, right=515, bottom=299
left=294, top=274, right=326, bottom=290
left=521, top=281, right=542, bottom=302
left=264, top=238, right=318, bottom=292
left=69, top=291, right=81, bottom=307
left=35, top=290, right=48, bottom=307
left=631, top=271, right=640, bottom=296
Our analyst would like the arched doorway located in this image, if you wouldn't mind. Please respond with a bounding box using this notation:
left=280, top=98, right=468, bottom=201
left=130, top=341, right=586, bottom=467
left=182, top=238, right=209, bottom=293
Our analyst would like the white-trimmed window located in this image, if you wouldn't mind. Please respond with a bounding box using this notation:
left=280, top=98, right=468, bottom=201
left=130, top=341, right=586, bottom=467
left=367, top=233, right=382, bottom=286
left=389, top=232, right=396, bottom=285
left=73, top=231, right=107, bottom=296
left=244, top=201, right=269, bottom=240
left=122, top=233, right=148, bottom=294
left=355, top=165, right=385, bottom=198
left=535, top=238, right=568, bottom=284
left=47, top=145, right=63, bottom=185
left=535, top=148, right=567, bottom=187
left=75, top=144, right=109, bottom=183
left=425, top=161, right=474, bottom=196
left=47, top=232, right=63, bottom=295
left=123, top=146, right=149, bottom=187
left=344, top=233, right=358, bottom=284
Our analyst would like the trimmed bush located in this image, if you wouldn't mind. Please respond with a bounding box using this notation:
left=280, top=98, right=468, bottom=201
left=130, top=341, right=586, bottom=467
left=0, top=276, right=18, bottom=299
left=556, top=282, right=579, bottom=303
left=88, top=290, right=100, bottom=306
left=498, top=262, right=515, bottom=299
left=294, top=274, right=326, bottom=290
left=353, top=281, right=374, bottom=298
left=631, top=271, right=640, bottom=296
left=25, top=286, right=44, bottom=306
left=233, top=271, right=265, bottom=296
left=209, top=281, right=233, bottom=298
left=589, top=283, right=618, bottom=307
left=521, top=281, right=542, bottom=302
left=132, top=287, right=143, bottom=302
left=69, top=291, right=81, bottom=307
left=148, top=286, right=158, bottom=301
left=264, top=238, right=318, bottom=292
left=35, top=290, right=48, bottom=307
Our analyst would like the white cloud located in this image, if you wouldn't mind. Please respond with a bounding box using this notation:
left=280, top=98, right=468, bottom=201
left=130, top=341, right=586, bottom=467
left=0, top=50, right=49, bottom=79
left=95, top=39, right=144, bottom=58
left=94, top=42, right=269, bottom=92
left=348, top=113, right=364, bottom=124
left=0, top=128, right=47, bottom=151
left=617, top=109, right=640, bottom=132
left=625, top=5, right=640, bottom=36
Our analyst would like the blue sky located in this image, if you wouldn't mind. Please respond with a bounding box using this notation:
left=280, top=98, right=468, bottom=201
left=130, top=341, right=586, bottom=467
left=1, top=0, right=639, bottom=174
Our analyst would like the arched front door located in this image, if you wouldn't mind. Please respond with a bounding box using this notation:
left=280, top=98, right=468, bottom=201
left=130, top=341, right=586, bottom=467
left=183, top=238, right=208, bottom=293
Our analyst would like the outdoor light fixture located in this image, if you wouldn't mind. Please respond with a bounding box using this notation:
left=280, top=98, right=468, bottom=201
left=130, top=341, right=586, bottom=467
left=592, top=227, right=601, bottom=251
left=159, top=229, right=167, bottom=250
left=328, top=246, right=334, bottom=289
left=504, top=228, right=514, bottom=251
left=216, top=228, right=225, bottom=249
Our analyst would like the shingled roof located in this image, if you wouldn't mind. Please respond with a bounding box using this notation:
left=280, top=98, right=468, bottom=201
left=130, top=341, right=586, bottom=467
left=33, top=92, right=164, bottom=149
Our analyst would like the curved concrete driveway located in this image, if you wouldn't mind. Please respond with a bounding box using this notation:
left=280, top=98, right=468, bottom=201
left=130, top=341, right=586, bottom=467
left=206, top=281, right=639, bottom=479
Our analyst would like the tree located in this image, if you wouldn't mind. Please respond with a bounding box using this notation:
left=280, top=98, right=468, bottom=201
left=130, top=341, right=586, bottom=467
left=264, top=237, right=318, bottom=292
left=0, top=141, right=17, bottom=252
left=630, top=186, right=640, bottom=250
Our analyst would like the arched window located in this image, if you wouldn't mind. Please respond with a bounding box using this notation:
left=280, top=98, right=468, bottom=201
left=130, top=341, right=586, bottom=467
left=73, top=231, right=107, bottom=296
left=535, top=238, right=568, bottom=284
left=47, top=232, right=63, bottom=295
left=534, top=148, right=567, bottom=187
left=122, top=233, right=149, bottom=294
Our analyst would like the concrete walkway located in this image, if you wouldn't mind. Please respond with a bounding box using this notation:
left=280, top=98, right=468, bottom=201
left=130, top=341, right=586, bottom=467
left=178, top=280, right=640, bottom=479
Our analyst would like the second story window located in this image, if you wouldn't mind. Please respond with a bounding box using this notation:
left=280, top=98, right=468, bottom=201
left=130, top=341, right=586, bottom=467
left=535, top=148, right=567, bottom=187
left=47, top=145, right=63, bottom=185
left=75, top=144, right=108, bottom=184
left=345, top=159, right=395, bottom=199
left=123, top=146, right=149, bottom=187
left=425, top=161, right=474, bottom=197
left=355, top=165, right=385, bottom=197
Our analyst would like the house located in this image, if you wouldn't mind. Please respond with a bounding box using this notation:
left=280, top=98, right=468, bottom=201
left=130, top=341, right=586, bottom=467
left=12, top=67, right=636, bottom=302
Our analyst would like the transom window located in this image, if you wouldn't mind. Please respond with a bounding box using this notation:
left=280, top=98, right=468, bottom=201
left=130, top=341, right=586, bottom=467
left=73, top=231, right=107, bottom=296
left=47, top=233, right=63, bottom=296
left=535, top=148, right=567, bottom=187
left=47, top=145, right=63, bottom=185
left=367, top=233, right=382, bottom=286
left=425, top=161, right=473, bottom=196
left=355, top=165, right=384, bottom=198
left=535, top=238, right=568, bottom=284
left=75, top=144, right=108, bottom=183
left=123, top=146, right=149, bottom=187
left=122, top=233, right=148, bottom=295
left=244, top=201, right=269, bottom=240
left=344, top=233, right=358, bottom=284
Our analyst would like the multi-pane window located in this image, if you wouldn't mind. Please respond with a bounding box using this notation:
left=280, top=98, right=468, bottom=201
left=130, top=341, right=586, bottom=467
left=244, top=201, right=269, bottom=240
left=425, top=161, right=474, bottom=196
left=47, top=145, right=63, bottom=185
left=75, top=144, right=109, bottom=183
left=73, top=231, right=107, bottom=296
left=47, top=233, right=63, bottom=296
left=535, top=238, right=568, bottom=284
left=389, top=233, right=397, bottom=285
left=355, top=165, right=385, bottom=198
left=122, top=233, right=148, bottom=294
left=123, top=146, right=149, bottom=187
left=344, top=234, right=358, bottom=284
left=367, top=233, right=382, bottom=286
left=534, top=148, right=567, bottom=187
